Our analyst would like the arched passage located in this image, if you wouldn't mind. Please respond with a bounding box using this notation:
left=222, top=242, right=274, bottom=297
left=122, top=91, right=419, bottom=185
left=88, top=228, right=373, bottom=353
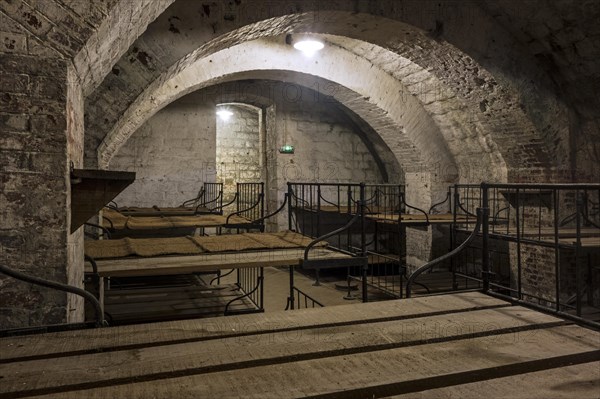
left=88, top=7, right=567, bottom=183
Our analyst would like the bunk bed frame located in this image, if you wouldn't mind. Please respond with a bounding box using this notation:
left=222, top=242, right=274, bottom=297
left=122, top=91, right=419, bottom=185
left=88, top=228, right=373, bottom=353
left=101, top=182, right=265, bottom=238
left=109, top=182, right=224, bottom=216
left=286, top=182, right=477, bottom=302
left=408, top=182, right=600, bottom=329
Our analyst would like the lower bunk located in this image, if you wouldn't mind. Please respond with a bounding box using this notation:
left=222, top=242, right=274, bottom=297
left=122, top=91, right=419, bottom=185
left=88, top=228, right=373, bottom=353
left=83, top=231, right=353, bottom=325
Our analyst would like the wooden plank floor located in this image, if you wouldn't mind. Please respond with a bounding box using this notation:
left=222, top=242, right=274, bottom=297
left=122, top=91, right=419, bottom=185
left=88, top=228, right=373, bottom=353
left=1, top=292, right=598, bottom=398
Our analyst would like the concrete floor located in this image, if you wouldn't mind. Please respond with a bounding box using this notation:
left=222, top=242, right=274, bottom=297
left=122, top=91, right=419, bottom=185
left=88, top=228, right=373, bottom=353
left=265, top=267, right=357, bottom=311
left=221, top=266, right=357, bottom=313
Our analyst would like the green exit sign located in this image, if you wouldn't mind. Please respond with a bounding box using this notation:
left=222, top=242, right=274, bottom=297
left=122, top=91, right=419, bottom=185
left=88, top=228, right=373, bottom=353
left=279, top=145, right=295, bottom=154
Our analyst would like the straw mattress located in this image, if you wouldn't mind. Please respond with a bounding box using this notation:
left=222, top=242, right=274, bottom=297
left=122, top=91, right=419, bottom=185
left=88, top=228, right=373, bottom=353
left=85, top=231, right=326, bottom=259
left=103, top=209, right=249, bottom=230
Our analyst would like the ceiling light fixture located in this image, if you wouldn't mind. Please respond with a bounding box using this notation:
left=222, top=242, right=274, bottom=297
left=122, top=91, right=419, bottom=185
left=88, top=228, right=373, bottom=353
left=293, top=40, right=324, bottom=56
left=216, top=109, right=233, bottom=121
left=290, top=35, right=324, bottom=57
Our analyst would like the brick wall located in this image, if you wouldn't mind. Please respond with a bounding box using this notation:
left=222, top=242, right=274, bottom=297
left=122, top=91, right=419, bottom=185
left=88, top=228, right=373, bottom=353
left=216, top=105, right=262, bottom=203
left=0, top=55, right=85, bottom=328
left=110, top=95, right=217, bottom=207
left=110, top=82, right=388, bottom=230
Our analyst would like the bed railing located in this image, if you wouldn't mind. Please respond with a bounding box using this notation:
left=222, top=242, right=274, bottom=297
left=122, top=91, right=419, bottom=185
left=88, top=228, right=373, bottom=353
left=181, top=187, right=205, bottom=208
left=196, top=182, right=223, bottom=213
left=225, top=267, right=264, bottom=315
left=406, top=208, right=483, bottom=298
left=285, top=287, right=324, bottom=310
left=432, top=183, right=600, bottom=328
left=286, top=183, right=369, bottom=308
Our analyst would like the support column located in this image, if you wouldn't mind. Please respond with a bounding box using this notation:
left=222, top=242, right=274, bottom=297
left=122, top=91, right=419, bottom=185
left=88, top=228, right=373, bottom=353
left=0, top=55, right=84, bottom=329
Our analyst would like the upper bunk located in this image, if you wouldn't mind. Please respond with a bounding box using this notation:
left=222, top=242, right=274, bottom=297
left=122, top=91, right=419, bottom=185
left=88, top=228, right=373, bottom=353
left=287, top=181, right=477, bottom=228
left=97, top=182, right=266, bottom=238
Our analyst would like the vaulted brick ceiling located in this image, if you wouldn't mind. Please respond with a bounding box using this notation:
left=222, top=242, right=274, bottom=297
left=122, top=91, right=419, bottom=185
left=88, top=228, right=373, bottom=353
left=4, top=0, right=598, bottom=179
left=78, top=0, right=599, bottom=181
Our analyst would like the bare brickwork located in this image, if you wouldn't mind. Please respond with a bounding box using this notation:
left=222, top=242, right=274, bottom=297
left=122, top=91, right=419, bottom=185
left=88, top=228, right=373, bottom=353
left=1, top=0, right=598, bottom=329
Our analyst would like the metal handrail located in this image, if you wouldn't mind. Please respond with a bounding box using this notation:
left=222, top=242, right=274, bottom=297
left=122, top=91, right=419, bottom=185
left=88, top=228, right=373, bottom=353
left=428, top=191, right=450, bottom=214
left=224, top=275, right=263, bottom=314
left=249, top=193, right=289, bottom=225
left=0, top=263, right=105, bottom=327
left=304, top=209, right=363, bottom=261
left=406, top=208, right=482, bottom=298
left=181, top=187, right=205, bottom=208
left=401, top=193, right=430, bottom=224
left=226, top=193, right=263, bottom=224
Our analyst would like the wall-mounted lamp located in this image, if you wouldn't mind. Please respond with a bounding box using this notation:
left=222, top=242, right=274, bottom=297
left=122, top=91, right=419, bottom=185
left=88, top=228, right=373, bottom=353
left=286, top=34, right=324, bottom=57
left=216, top=109, right=234, bottom=121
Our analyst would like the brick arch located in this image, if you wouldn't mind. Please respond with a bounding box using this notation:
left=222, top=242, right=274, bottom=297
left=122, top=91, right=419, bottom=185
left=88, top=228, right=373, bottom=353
left=99, top=39, right=469, bottom=185
left=88, top=3, right=567, bottom=182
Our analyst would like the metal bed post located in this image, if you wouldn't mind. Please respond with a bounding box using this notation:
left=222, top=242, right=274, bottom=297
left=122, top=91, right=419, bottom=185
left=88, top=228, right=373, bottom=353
left=259, top=267, right=264, bottom=311
left=576, top=190, right=582, bottom=317
left=516, top=187, right=522, bottom=299
left=287, top=182, right=295, bottom=310
left=398, top=184, right=405, bottom=298
left=452, top=184, right=459, bottom=290
left=360, top=183, right=368, bottom=302
left=554, top=188, right=561, bottom=312
left=346, top=185, right=352, bottom=251
left=314, top=184, right=322, bottom=286
left=287, top=183, right=293, bottom=231
left=260, top=182, right=265, bottom=231
left=481, top=183, right=490, bottom=293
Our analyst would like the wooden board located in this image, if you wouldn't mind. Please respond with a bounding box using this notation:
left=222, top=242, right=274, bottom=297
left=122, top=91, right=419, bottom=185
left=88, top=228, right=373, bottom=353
left=70, top=169, right=135, bottom=232
left=492, top=227, right=600, bottom=238
left=117, top=206, right=211, bottom=217
left=386, top=363, right=600, bottom=399
left=558, top=236, right=600, bottom=248
left=368, top=213, right=476, bottom=225
left=0, top=292, right=507, bottom=361
left=1, top=296, right=598, bottom=398
left=88, top=247, right=350, bottom=278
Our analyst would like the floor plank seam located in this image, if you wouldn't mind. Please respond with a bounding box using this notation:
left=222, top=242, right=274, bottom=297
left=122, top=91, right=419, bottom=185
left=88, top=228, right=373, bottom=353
left=1, top=320, right=570, bottom=399
left=0, top=303, right=513, bottom=364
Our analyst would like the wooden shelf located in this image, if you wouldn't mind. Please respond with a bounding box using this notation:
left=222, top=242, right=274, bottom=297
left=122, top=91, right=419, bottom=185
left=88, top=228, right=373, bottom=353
left=70, top=169, right=135, bottom=233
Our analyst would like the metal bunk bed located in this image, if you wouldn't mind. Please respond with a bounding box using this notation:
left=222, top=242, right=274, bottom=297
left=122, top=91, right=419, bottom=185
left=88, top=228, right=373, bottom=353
left=108, top=182, right=224, bottom=216
left=408, top=182, right=600, bottom=329
left=287, top=182, right=477, bottom=302
left=84, top=187, right=354, bottom=324
left=101, top=182, right=265, bottom=238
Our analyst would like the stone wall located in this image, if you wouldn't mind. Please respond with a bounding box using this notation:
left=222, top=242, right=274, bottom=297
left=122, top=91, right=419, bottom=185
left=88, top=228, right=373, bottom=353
left=265, top=83, right=389, bottom=230
left=216, top=105, right=262, bottom=203
left=110, top=95, right=217, bottom=207
left=111, top=82, right=389, bottom=229
left=0, top=55, right=84, bottom=328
